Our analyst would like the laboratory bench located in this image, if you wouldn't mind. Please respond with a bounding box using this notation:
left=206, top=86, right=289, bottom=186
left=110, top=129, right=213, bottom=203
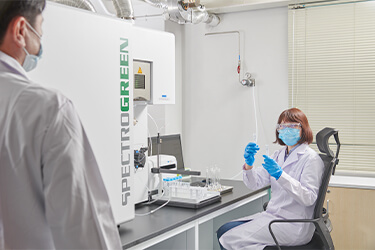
left=118, top=179, right=270, bottom=250
left=329, top=175, right=375, bottom=189
left=326, top=175, right=375, bottom=249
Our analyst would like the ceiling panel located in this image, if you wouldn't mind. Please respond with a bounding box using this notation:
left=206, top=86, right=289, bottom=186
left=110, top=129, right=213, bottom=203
left=202, top=0, right=254, bottom=8
left=201, top=0, right=289, bottom=13
left=201, top=0, right=245, bottom=7
left=98, top=0, right=289, bottom=15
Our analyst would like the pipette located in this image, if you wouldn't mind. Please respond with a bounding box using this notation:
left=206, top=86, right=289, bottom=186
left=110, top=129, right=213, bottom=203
left=265, top=144, right=269, bottom=157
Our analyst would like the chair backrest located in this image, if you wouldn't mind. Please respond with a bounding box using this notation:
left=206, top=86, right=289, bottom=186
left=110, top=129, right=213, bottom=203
left=313, top=128, right=341, bottom=219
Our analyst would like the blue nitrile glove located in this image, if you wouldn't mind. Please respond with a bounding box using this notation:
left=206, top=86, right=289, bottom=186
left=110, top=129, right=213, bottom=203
left=262, top=155, right=283, bottom=180
left=244, top=142, right=260, bottom=166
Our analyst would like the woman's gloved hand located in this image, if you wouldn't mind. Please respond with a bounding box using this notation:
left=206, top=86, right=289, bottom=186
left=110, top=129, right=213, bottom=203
left=244, top=142, right=260, bottom=166
left=262, top=155, right=283, bottom=180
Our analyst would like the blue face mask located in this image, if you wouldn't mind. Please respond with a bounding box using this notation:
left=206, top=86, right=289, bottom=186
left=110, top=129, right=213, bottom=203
left=278, top=128, right=301, bottom=146
left=22, top=21, right=43, bottom=72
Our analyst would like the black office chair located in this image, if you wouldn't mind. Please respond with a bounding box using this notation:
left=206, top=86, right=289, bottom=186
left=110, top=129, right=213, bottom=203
left=264, top=127, right=340, bottom=250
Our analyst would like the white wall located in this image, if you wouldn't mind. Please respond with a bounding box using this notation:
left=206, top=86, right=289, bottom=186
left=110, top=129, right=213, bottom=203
left=181, top=7, right=289, bottom=179
left=133, top=6, right=289, bottom=179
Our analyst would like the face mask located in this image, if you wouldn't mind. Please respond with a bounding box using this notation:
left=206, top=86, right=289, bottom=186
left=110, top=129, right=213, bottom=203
left=23, top=44, right=43, bottom=72
left=22, top=21, right=43, bottom=72
left=278, top=128, right=301, bottom=146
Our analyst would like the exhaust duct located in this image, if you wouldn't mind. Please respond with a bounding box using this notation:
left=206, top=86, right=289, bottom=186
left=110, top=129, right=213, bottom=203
left=48, top=0, right=96, bottom=12
left=144, top=0, right=168, bottom=9
left=48, top=0, right=135, bottom=20
left=142, top=0, right=220, bottom=26
left=112, top=0, right=134, bottom=19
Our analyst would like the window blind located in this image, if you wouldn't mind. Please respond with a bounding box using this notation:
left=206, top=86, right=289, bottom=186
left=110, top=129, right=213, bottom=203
left=288, top=0, right=375, bottom=175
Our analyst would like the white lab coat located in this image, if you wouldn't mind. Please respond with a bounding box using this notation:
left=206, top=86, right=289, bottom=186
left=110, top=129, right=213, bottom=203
left=0, top=51, right=122, bottom=249
left=219, top=143, right=324, bottom=250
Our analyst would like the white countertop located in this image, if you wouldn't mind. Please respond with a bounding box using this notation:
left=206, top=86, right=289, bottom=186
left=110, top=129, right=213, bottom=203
left=329, top=175, right=375, bottom=190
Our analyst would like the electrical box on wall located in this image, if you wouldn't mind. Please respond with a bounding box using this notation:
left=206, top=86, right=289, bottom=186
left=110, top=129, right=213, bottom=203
left=133, top=60, right=151, bottom=102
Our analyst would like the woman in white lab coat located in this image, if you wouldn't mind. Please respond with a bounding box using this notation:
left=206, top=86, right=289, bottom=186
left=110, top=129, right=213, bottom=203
left=217, top=108, right=324, bottom=250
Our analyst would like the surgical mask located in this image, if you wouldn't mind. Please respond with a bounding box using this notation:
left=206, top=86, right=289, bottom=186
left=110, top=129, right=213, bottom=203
left=22, top=21, right=43, bottom=72
left=278, top=128, right=301, bottom=146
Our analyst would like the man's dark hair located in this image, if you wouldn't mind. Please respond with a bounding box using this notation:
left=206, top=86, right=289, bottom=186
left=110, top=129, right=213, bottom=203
left=0, top=0, right=46, bottom=44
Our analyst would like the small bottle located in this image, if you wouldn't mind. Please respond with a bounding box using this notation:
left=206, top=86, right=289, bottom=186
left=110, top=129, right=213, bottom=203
left=163, top=178, right=170, bottom=197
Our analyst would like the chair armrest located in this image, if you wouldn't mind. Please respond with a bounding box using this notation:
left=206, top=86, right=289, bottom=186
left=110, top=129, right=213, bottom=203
left=268, top=218, right=320, bottom=250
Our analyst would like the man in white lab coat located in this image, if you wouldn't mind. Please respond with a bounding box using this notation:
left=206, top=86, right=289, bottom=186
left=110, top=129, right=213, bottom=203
left=218, top=108, right=325, bottom=249
left=0, top=1, right=122, bottom=249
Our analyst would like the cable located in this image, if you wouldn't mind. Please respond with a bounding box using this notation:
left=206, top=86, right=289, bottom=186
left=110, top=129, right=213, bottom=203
left=135, top=192, right=171, bottom=216
left=136, top=198, right=171, bottom=216
left=229, top=169, right=243, bottom=180
left=142, top=158, right=169, bottom=205
left=148, top=112, right=159, bottom=133
left=135, top=113, right=172, bottom=216
left=135, top=131, right=166, bottom=206
left=144, top=182, right=165, bottom=205
left=134, top=166, right=150, bottom=192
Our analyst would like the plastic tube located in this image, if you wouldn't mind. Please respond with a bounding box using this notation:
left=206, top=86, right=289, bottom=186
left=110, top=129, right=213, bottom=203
left=147, top=113, right=159, bottom=133
left=230, top=85, right=258, bottom=180
left=252, top=85, right=258, bottom=144
left=135, top=196, right=171, bottom=216
left=230, top=170, right=243, bottom=180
